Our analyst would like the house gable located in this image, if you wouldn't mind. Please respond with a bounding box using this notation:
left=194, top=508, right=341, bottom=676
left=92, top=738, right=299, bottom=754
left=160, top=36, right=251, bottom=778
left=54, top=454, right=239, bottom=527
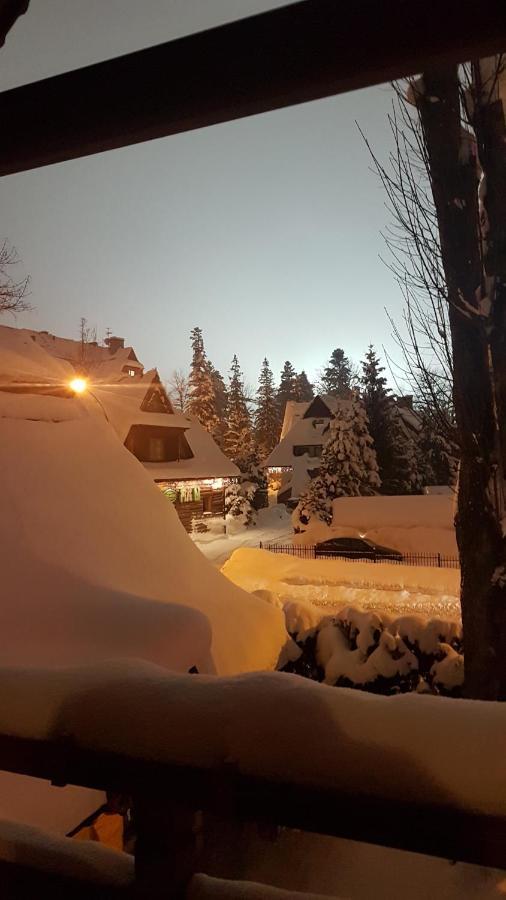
left=140, top=382, right=174, bottom=415
left=303, top=396, right=333, bottom=419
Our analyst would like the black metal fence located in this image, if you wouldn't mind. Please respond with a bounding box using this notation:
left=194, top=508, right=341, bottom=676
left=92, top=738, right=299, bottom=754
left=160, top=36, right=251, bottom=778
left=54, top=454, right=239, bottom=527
left=259, top=542, right=459, bottom=569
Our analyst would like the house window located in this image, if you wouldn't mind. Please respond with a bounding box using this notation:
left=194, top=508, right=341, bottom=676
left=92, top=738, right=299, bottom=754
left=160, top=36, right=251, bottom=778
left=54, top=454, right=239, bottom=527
left=293, top=444, right=321, bottom=458
left=149, top=437, right=165, bottom=461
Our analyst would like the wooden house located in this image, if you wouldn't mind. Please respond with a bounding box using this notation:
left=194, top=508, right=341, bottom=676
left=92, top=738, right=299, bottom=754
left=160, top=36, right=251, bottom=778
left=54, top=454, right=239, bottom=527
left=86, top=370, right=239, bottom=533
left=265, top=393, right=421, bottom=505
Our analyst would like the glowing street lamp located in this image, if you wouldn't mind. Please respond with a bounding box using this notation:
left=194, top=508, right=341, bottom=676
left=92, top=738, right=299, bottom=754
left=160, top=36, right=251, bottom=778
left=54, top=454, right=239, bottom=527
left=69, top=377, right=88, bottom=394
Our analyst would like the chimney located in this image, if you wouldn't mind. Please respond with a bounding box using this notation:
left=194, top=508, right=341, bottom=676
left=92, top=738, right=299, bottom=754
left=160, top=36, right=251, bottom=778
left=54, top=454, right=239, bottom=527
left=105, top=335, right=125, bottom=354
left=397, top=395, right=413, bottom=410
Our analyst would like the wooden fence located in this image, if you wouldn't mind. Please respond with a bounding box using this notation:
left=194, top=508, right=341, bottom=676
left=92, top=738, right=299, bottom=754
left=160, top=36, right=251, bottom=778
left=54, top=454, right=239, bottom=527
left=0, top=729, right=504, bottom=896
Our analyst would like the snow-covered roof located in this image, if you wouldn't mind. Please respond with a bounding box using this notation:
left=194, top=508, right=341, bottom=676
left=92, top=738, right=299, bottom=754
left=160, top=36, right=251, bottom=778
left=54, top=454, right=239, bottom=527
left=265, top=416, right=328, bottom=467
left=145, top=417, right=240, bottom=481
left=266, top=397, right=352, bottom=469
left=0, top=324, right=73, bottom=387
left=23, top=328, right=144, bottom=382
left=90, top=382, right=189, bottom=441
left=280, top=395, right=341, bottom=439
left=90, top=384, right=239, bottom=480
left=280, top=401, right=310, bottom=439
left=396, top=403, right=422, bottom=435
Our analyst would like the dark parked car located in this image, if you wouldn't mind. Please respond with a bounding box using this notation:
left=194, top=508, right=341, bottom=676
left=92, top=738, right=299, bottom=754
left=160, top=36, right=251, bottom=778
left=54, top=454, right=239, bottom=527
left=314, top=537, right=403, bottom=561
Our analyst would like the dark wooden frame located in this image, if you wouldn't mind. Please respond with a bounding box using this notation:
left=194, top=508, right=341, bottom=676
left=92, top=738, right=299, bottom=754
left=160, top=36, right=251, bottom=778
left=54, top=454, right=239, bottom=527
left=0, top=731, right=504, bottom=883
left=1, top=0, right=506, bottom=175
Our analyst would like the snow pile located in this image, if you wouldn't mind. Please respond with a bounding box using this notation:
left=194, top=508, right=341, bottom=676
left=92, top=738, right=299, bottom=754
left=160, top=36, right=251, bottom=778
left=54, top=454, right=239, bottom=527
left=284, top=606, right=464, bottom=696
left=332, top=495, right=458, bottom=555
left=0, top=818, right=133, bottom=885
left=0, top=407, right=288, bottom=676
left=188, top=873, right=344, bottom=899
left=223, top=548, right=461, bottom=619
left=0, top=659, right=504, bottom=817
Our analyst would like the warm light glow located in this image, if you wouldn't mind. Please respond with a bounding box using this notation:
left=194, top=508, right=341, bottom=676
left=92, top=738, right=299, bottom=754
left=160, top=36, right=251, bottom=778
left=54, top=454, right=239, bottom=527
left=69, top=377, right=88, bottom=394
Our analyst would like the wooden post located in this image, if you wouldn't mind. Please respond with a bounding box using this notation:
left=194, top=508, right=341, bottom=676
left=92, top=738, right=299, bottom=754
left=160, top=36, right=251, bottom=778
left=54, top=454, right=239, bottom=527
left=132, top=791, right=199, bottom=899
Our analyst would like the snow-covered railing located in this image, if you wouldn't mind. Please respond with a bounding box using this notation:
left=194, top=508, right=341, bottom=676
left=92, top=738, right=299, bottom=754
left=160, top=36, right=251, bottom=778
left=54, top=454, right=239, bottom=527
left=0, top=661, right=504, bottom=895
left=260, top=541, right=460, bottom=568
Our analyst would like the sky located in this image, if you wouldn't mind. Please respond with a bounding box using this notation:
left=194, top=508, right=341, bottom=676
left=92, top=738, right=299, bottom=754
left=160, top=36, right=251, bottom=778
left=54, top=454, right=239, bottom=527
left=0, top=0, right=405, bottom=389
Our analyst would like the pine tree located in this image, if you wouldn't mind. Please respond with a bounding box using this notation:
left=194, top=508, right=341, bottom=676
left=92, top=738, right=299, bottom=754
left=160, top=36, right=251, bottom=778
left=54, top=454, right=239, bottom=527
left=295, top=394, right=380, bottom=527
left=210, top=365, right=228, bottom=448
left=320, top=348, right=353, bottom=398
left=224, top=355, right=253, bottom=465
left=255, top=358, right=279, bottom=459
left=389, top=409, right=423, bottom=494
left=294, top=370, right=314, bottom=402
left=186, top=327, right=220, bottom=436
left=277, top=360, right=298, bottom=409
left=360, top=346, right=421, bottom=495
left=418, top=410, right=459, bottom=487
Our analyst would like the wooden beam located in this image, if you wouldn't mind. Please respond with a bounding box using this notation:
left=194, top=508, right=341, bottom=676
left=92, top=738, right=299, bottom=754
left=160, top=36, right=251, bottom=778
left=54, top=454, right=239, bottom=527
left=0, top=733, right=504, bottom=870
left=1, top=0, right=506, bottom=175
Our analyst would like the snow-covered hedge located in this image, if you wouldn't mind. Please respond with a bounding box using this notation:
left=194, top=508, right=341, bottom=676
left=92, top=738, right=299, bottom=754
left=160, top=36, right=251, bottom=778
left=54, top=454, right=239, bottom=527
left=281, top=606, right=464, bottom=697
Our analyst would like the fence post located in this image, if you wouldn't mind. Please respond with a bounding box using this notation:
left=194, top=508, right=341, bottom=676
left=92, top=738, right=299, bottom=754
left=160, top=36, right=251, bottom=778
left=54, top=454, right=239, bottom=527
left=259, top=541, right=263, bottom=550
left=437, top=553, right=441, bottom=568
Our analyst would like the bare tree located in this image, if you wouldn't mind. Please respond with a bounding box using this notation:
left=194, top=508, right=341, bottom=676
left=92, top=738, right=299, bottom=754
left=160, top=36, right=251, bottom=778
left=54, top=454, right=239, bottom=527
left=364, top=57, right=506, bottom=698
left=0, top=241, right=30, bottom=315
left=166, top=368, right=190, bottom=412
left=359, top=97, right=455, bottom=443
left=77, top=317, right=98, bottom=371
left=411, top=59, right=506, bottom=700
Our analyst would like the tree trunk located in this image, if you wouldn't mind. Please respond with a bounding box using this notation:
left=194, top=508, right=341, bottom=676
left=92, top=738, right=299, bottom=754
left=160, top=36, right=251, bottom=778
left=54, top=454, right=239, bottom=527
left=416, top=65, right=506, bottom=699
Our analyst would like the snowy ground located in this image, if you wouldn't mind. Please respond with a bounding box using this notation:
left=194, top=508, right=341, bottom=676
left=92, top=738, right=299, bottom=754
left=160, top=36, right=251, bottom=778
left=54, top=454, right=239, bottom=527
left=223, top=548, right=461, bottom=621
left=192, top=505, right=293, bottom=567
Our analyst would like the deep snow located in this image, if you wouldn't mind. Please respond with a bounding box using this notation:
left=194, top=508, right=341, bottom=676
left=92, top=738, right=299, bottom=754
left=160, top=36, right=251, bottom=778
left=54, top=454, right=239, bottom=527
left=223, top=548, right=461, bottom=620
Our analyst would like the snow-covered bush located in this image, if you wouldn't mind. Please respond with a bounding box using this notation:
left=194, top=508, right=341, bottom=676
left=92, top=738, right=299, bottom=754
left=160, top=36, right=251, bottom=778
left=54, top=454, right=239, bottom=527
left=281, top=606, right=464, bottom=697
left=225, top=480, right=256, bottom=530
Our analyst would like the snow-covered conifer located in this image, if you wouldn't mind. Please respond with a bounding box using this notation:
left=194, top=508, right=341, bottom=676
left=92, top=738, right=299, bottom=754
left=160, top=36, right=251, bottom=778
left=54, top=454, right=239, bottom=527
left=294, top=370, right=314, bottom=402
left=210, top=365, right=228, bottom=447
left=361, top=345, right=421, bottom=494
left=186, top=327, right=220, bottom=436
left=277, top=360, right=298, bottom=415
left=224, top=355, right=253, bottom=465
left=320, top=348, right=353, bottom=398
left=255, top=358, right=279, bottom=459
left=295, top=394, right=380, bottom=527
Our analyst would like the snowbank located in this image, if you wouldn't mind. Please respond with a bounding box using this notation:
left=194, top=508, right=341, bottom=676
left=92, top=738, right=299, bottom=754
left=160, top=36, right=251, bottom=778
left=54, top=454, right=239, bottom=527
left=223, top=549, right=461, bottom=620
left=0, top=817, right=134, bottom=885
left=0, top=659, right=505, bottom=817
left=0, top=408, right=288, bottom=676
left=331, top=495, right=458, bottom=555
left=332, top=495, right=455, bottom=530
left=188, top=873, right=343, bottom=899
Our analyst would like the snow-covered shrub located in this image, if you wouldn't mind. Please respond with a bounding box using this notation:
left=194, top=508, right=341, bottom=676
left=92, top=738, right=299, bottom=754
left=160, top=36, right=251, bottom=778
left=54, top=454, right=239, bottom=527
left=225, top=480, right=256, bottom=530
left=281, top=606, right=464, bottom=697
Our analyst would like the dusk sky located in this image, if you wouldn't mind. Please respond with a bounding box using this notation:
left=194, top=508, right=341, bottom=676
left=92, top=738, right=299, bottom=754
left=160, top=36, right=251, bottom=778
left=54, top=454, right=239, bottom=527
left=1, top=0, right=404, bottom=389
